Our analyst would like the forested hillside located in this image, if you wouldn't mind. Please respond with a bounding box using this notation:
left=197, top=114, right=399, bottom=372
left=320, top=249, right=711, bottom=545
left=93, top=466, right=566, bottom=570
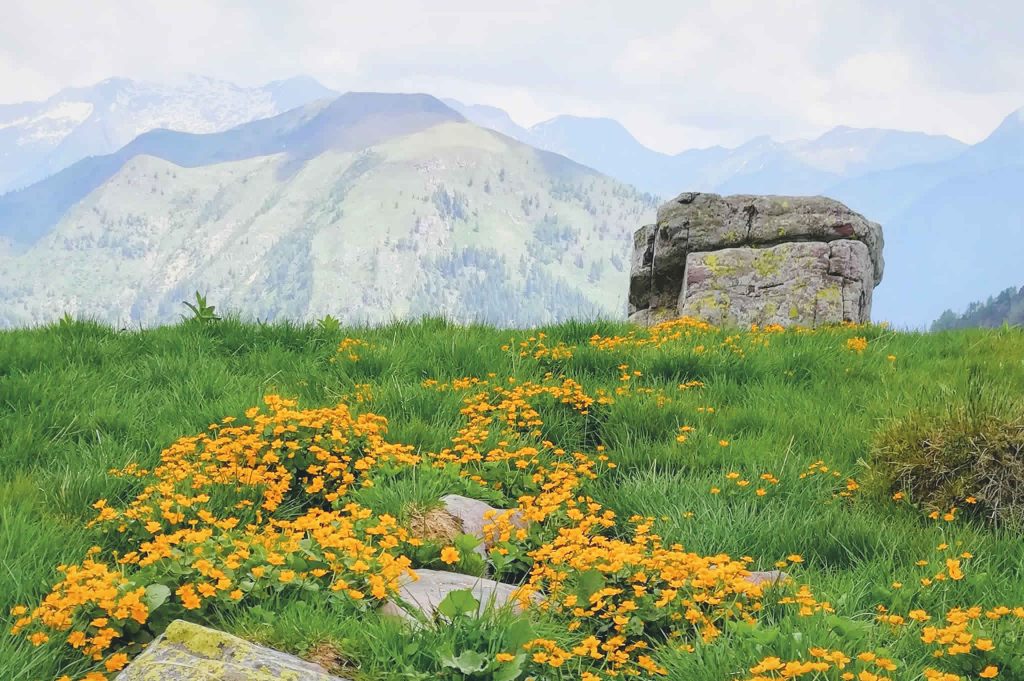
left=933, top=285, right=1024, bottom=330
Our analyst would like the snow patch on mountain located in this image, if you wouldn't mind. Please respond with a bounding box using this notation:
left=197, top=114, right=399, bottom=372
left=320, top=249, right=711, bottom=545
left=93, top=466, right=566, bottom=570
left=0, top=75, right=336, bottom=193
left=0, top=101, right=95, bottom=143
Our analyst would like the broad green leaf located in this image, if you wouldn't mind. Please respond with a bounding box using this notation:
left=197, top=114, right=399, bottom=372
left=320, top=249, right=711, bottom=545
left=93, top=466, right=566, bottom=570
left=454, top=532, right=482, bottom=553
left=493, top=653, right=527, bottom=681
left=437, top=588, right=480, bottom=619
left=143, top=584, right=171, bottom=611
left=505, top=618, right=536, bottom=650
left=440, top=649, right=488, bottom=674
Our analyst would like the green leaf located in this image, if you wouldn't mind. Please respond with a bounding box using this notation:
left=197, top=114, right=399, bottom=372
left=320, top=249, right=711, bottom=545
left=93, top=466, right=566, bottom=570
left=437, top=588, right=480, bottom=619
left=165, top=561, right=191, bottom=577
left=143, top=584, right=171, bottom=611
left=489, top=549, right=510, bottom=573
left=625, top=616, right=646, bottom=637
left=575, top=569, right=605, bottom=601
left=493, top=653, right=527, bottom=681
left=454, top=532, right=482, bottom=553
left=505, top=618, right=536, bottom=650
left=440, top=650, right=488, bottom=674
left=825, top=614, right=872, bottom=639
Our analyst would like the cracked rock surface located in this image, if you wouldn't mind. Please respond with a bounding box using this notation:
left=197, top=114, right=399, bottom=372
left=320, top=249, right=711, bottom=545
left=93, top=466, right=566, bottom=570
left=629, top=192, right=884, bottom=327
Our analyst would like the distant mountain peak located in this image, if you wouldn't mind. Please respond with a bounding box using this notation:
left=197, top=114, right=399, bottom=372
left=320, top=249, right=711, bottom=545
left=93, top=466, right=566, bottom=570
left=334, top=91, right=459, bottom=112
left=534, top=114, right=635, bottom=134
left=997, top=106, right=1024, bottom=131
left=440, top=99, right=532, bottom=144
left=281, top=92, right=463, bottom=160
left=263, top=75, right=338, bottom=111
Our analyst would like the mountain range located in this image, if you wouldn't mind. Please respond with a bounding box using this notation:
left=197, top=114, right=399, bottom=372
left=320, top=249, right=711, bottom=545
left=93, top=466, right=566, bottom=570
left=449, top=100, right=1024, bottom=329
left=0, top=75, right=1021, bottom=329
left=0, top=74, right=336, bottom=194
left=0, top=90, right=656, bottom=328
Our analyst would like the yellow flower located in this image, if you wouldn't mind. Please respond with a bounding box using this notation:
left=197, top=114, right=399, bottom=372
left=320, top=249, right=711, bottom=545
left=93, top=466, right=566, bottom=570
left=846, top=336, right=868, bottom=353
left=496, top=652, right=516, bottom=662
left=440, top=546, right=460, bottom=565
left=105, top=652, right=130, bottom=672
left=980, top=665, right=999, bottom=678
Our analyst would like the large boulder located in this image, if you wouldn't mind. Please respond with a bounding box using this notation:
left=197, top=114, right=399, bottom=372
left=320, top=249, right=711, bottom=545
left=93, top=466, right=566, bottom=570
left=629, top=192, right=884, bottom=326
left=114, top=619, right=349, bottom=680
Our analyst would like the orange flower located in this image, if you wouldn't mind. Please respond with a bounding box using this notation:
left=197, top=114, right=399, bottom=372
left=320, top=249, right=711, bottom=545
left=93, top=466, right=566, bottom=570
left=105, top=652, right=130, bottom=672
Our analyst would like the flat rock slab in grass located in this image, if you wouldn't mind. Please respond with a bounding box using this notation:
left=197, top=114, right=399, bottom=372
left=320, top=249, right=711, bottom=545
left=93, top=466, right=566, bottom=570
left=441, top=494, right=527, bottom=549
left=380, top=568, right=536, bottom=622
left=114, top=619, right=349, bottom=681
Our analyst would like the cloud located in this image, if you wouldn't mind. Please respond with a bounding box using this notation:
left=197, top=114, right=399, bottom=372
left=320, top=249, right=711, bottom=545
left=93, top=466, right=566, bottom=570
left=1, top=0, right=1021, bottom=150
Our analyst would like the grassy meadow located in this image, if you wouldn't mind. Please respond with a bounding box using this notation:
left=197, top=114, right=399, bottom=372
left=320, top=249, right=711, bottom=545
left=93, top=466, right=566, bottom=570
left=2, top=315, right=1024, bottom=681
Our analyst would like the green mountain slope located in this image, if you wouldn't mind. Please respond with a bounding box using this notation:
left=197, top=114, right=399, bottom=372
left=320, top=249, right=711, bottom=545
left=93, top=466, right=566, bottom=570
left=0, top=121, right=657, bottom=327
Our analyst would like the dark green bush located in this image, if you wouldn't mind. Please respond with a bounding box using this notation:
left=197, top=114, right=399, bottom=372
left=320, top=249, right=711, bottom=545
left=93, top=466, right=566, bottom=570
left=869, top=377, right=1024, bottom=528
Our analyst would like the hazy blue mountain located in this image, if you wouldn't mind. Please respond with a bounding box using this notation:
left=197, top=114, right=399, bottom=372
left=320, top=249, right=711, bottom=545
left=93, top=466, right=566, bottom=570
left=527, top=115, right=679, bottom=194
left=827, top=108, right=1024, bottom=328
left=2, top=78, right=1018, bottom=330
left=442, top=99, right=532, bottom=142
left=0, top=75, right=337, bottom=193
left=790, top=126, right=967, bottom=176
left=452, top=98, right=1021, bottom=329
left=956, top=107, right=1024, bottom=170
left=0, top=93, right=461, bottom=248
left=451, top=101, right=967, bottom=199
left=264, top=75, right=338, bottom=112
left=0, top=93, right=657, bottom=328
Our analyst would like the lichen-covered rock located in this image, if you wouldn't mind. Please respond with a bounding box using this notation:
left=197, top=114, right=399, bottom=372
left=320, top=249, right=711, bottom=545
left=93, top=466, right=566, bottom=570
left=630, top=192, right=884, bottom=327
left=380, top=569, right=537, bottom=622
left=629, top=224, right=657, bottom=315
left=114, top=619, right=349, bottom=681
left=680, top=241, right=874, bottom=326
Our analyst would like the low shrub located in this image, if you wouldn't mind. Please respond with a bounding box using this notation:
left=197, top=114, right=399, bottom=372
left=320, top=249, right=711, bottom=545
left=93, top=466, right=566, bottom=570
left=869, top=377, right=1024, bottom=528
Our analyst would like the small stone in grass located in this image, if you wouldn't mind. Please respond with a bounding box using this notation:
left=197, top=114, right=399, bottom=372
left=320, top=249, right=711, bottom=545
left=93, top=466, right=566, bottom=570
left=380, top=568, right=538, bottom=623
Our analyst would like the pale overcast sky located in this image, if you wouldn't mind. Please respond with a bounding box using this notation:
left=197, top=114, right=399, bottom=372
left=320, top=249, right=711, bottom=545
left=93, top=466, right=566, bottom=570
left=1, top=0, right=1022, bottom=152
